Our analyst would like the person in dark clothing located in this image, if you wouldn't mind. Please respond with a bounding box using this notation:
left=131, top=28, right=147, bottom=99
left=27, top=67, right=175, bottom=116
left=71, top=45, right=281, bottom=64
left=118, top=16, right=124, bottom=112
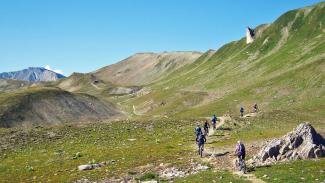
left=235, top=140, right=246, bottom=173
left=240, top=107, right=244, bottom=117
left=195, top=124, right=202, bottom=140
left=196, top=133, right=206, bottom=157
left=203, top=120, right=210, bottom=136
left=235, top=140, right=246, bottom=160
left=211, top=114, right=217, bottom=130
left=253, top=103, right=258, bottom=113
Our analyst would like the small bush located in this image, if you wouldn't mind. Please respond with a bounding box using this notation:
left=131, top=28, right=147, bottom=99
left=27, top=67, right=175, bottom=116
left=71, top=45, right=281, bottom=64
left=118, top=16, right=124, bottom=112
left=139, top=172, right=158, bottom=181
left=128, top=171, right=137, bottom=175
left=72, top=152, right=82, bottom=159
left=26, top=165, right=34, bottom=172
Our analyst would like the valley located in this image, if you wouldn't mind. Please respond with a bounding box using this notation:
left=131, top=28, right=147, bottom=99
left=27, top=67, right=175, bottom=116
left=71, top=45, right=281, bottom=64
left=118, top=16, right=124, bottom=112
left=0, top=1, right=324, bottom=183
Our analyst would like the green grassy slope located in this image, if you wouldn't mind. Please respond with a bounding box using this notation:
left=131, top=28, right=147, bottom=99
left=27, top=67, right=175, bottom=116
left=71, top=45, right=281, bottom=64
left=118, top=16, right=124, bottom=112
left=120, top=2, right=325, bottom=126
left=0, top=120, right=197, bottom=182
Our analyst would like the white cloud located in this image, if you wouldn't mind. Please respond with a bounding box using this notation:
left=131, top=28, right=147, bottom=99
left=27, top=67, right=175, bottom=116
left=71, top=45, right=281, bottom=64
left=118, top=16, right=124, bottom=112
left=45, top=65, right=64, bottom=75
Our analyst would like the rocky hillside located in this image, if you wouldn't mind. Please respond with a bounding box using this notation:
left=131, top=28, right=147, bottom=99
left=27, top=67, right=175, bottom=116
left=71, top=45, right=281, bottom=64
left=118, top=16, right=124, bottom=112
left=93, top=51, right=202, bottom=86
left=55, top=72, right=110, bottom=93
left=0, top=67, right=65, bottom=82
left=0, top=87, right=122, bottom=128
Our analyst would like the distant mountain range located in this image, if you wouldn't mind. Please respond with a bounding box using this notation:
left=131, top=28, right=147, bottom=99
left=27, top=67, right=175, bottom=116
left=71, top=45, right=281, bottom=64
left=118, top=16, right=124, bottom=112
left=0, top=67, right=65, bottom=82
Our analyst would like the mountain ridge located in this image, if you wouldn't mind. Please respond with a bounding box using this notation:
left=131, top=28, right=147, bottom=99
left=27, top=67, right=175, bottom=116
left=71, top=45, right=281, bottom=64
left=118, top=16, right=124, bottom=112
left=92, top=51, right=202, bottom=86
left=0, top=67, right=65, bottom=82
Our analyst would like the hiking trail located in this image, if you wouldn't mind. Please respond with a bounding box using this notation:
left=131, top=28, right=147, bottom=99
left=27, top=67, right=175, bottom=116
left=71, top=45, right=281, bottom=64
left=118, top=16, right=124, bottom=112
left=132, top=105, right=141, bottom=116
left=208, top=115, right=229, bottom=136
left=202, top=114, right=266, bottom=183
left=243, top=112, right=258, bottom=118
left=91, top=82, right=101, bottom=90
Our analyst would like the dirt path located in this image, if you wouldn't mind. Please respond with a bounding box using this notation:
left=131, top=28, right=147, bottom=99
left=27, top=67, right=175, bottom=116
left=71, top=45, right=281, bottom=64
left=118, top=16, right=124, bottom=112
left=203, top=114, right=266, bottom=183
left=208, top=116, right=228, bottom=136
left=243, top=112, right=258, bottom=118
left=132, top=105, right=141, bottom=116
left=91, top=82, right=101, bottom=90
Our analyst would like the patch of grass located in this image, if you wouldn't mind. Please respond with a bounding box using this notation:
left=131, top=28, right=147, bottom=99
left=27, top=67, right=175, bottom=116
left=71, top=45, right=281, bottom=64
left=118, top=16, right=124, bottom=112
left=138, top=172, right=158, bottom=181
left=253, top=159, right=325, bottom=183
left=0, top=120, right=197, bottom=182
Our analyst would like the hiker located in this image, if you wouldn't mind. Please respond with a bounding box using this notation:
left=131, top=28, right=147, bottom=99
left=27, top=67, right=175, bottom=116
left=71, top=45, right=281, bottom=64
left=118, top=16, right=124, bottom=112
left=211, top=114, right=217, bottom=130
left=196, top=133, right=206, bottom=157
left=235, top=140, right=246, bottom=161
left=253, top=103, right=258, bottom=113
left=195, top=124, right=202, bottom=140
left=203, top=120, right=210, bottom=136
left=235, top=140, right=246, bottom=172
left=240, top=106, right=244, bottom=117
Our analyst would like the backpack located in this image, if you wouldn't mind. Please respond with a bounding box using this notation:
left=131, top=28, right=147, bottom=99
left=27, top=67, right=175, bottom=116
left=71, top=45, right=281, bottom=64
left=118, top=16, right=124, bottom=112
left=212, top=116, right=217, bottom=123
left=195, top=127, right=202, bottom=136
left=198, top=134, right=205, bottom=144
left=239, top=143, right=245, bottom=155
left=204, top=122, right=209, bottom=128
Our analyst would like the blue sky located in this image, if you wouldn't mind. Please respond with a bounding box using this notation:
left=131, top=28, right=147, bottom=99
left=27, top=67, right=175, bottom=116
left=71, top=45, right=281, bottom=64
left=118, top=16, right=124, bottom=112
left=0, top=0, right=323, bottom=76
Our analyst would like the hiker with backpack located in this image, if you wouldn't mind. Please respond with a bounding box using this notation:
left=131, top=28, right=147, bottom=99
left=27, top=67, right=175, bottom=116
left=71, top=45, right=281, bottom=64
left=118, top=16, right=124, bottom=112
left=235, top=140, right=246, bottom=160
left=240, top=106, right=244, bottom=117
left=195, top=123, right=202, bottom=140
left=253, top=103, right=258, bottom=113
left=196, top=132, right=206, bottom=157
left=211, top=114, right=217, bottom=130
left=235, top=140, right=246, bottom=173
left=203, top=120, right=210, bottom=136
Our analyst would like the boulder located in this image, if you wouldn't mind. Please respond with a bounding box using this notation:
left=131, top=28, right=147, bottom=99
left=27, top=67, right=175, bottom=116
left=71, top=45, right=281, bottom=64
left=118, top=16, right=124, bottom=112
left=250, top=122, right=325, bottom=166
left=78, top=164, right=93, bottom=171
left=314, top=146, right=324, bottom=158
left=78, top=162, right=106, bottom=171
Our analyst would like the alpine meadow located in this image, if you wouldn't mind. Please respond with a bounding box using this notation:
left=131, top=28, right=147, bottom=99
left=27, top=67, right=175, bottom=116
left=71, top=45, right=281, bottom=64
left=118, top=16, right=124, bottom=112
left=0, top=1, right=324, bottom=183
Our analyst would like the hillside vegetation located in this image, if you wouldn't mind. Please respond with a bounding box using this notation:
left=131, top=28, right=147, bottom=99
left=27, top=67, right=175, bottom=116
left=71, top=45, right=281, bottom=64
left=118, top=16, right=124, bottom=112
left=0, top=79, right=32, bottom=92
left=0, top=2, right=324, bottom=183
left=117, top=2, right=325, bottom=125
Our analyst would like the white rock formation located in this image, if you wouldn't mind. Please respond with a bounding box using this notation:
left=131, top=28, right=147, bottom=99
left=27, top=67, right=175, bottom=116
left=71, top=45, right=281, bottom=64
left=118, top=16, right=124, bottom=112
left=246, top=27, right=255, bottom=44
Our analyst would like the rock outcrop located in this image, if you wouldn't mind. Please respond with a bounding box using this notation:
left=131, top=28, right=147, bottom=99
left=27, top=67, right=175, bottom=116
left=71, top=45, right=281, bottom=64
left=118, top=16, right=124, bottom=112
left=250, top=122, right=325, bottom=166
left=246, top=27, right=255, bottom=44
